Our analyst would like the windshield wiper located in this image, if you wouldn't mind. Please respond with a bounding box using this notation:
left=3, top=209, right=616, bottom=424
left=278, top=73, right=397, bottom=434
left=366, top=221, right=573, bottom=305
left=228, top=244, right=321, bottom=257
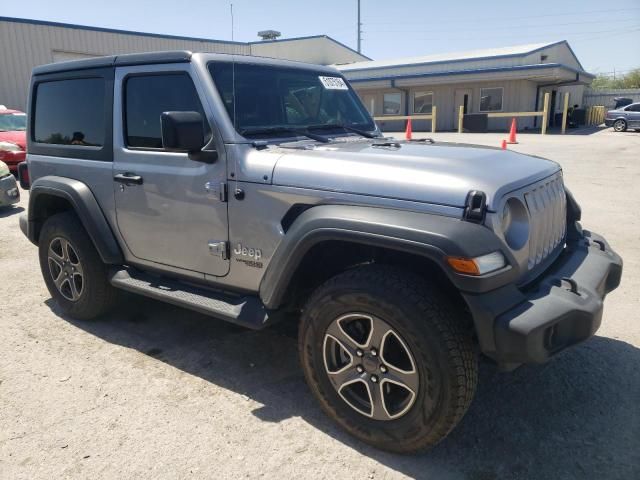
left=239, top=126, right=330, bottom=143
left=307, top=123, right=378, bottom=139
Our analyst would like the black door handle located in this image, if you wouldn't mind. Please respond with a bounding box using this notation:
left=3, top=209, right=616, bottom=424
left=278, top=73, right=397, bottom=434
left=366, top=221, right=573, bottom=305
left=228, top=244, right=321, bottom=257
left=114, top=173, right=143, bottom=186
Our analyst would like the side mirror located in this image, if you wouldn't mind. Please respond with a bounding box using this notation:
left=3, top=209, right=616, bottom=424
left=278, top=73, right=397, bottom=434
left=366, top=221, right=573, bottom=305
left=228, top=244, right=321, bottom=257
left=161, top=111, right=205, bottom=153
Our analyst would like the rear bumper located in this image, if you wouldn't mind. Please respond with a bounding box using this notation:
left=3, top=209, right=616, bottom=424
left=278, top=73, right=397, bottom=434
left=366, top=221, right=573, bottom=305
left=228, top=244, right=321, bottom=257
left=464, top=228, right=622, bottom=366
left=0, top=174, right=20, bottom=206
left=604, top=119, right=614, bottom=127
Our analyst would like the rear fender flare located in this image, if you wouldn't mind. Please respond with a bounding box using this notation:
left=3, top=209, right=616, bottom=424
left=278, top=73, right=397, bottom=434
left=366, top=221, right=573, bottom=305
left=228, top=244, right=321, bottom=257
left=27, top=176, right=123, bottom=264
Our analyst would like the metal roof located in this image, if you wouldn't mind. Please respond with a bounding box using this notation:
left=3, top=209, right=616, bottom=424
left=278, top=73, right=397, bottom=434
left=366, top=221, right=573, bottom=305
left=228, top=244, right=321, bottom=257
left=0, top=16, right=371, bottom=61
left=337, top=41, right=576, bottom=71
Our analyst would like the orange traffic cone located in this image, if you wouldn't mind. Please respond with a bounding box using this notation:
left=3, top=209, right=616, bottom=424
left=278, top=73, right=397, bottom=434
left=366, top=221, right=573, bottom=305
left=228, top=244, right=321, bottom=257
left=405, top=118, right=413, bottom=140
left=507, top=118, right=518, bottom=144
left=501, top=139, right=507, bottom=150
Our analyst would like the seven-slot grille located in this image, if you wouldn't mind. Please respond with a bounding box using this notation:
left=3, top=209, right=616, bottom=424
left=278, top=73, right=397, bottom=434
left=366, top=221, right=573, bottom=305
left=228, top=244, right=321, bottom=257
left=524, top=175, right=567, bottom=269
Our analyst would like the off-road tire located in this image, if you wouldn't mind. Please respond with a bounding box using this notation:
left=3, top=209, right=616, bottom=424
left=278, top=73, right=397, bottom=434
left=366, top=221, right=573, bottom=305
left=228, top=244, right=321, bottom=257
left=613, top=119, right=627, bottom=132
left=38, top=212, right=117, bottom=320
left=299, top=264, right=478, bottom=453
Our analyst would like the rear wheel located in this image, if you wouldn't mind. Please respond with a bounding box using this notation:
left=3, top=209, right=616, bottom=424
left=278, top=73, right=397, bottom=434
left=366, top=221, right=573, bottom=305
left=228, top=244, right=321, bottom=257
left=38, top=212, right=117, bottom=320
left=613, top=119, right=627, bottom=132
left=299, top=265, right=477, bottom=453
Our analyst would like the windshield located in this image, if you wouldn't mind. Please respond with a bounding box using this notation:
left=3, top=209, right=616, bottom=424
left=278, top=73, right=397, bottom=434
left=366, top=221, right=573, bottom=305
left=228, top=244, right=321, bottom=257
left=208, top=62, right=375, bottom=138
left=0, top=113, right=26, bottom=132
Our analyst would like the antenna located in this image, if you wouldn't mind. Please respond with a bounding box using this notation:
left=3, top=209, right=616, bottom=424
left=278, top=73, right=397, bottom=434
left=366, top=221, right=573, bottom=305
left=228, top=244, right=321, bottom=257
left=357, top=0, right=362, bottom=53
left=230, top=3, right=234, bottom=41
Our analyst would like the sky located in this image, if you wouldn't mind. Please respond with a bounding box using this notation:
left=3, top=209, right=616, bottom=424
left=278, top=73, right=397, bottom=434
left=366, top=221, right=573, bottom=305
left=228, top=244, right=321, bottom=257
left=3, top=0, right=640, bottom=74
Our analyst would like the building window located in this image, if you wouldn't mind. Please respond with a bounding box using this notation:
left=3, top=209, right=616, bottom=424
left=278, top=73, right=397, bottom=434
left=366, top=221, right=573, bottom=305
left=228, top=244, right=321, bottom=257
left=125, top=73, right=209, bottom=149
left=479, top=87, right=503, bottom=112
left=413, top=91, right=433, bottom=114
left=383, top=92, right=402, bottom=115
left=33, top=78, right=105, bottom=146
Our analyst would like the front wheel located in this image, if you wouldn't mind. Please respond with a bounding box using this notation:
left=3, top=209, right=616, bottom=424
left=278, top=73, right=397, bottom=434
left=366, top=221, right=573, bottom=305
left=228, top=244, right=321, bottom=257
left=299, top=265, right=478, bottom=453
left=613, top=119, right=627, bottom=132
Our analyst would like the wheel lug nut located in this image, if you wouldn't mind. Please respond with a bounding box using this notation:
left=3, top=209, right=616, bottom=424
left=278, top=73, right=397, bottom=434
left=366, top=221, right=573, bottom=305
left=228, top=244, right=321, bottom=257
left=356, top=349, right=364, bottom=357
left=356, top=365, right=364, bottom=373
left=370, top=348, right=378, bottom=357
left=370, top=375, right=378, bottom=383
left=380, top=365, right=387, bottom=373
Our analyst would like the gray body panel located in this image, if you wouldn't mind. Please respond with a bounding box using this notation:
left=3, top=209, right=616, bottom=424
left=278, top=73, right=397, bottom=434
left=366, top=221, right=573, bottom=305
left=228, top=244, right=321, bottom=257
left=269, top=140, right=559, bottom=209
left=25, top=176, right=123, bottom=264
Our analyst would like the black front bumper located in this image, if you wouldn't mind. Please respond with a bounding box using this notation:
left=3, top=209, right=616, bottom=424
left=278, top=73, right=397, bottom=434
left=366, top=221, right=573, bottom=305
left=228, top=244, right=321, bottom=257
left=464, top=228, right=622, bottom=366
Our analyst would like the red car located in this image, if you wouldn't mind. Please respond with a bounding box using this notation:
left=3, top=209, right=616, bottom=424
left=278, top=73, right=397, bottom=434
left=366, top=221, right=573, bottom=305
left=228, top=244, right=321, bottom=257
left=0, top=106, right=27, bottom=174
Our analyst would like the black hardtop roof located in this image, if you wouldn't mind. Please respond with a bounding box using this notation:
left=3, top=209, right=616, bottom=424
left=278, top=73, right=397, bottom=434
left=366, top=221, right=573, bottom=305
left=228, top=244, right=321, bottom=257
left=32, top=50, right=193, bottom=75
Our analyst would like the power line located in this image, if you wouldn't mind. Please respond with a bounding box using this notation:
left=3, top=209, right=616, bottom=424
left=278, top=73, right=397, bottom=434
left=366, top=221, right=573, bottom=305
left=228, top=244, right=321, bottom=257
left=362, top=6, right=640, bottom=25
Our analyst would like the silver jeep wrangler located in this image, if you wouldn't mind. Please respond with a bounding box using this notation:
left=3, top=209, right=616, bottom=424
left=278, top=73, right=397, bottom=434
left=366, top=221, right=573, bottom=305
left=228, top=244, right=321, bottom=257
left=19, top=51, right=622, bottom=453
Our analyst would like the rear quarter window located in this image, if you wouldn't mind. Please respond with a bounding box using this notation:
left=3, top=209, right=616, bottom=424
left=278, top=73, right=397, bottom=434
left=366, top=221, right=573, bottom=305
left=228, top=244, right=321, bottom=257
left=33, top=78, right=105, bottom=146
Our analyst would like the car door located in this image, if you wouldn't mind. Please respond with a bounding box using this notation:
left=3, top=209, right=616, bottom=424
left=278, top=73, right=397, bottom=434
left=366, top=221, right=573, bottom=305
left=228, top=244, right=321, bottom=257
left=625, top=103, right=640, bottom=128
left=113, top=63, right=229, bottom=277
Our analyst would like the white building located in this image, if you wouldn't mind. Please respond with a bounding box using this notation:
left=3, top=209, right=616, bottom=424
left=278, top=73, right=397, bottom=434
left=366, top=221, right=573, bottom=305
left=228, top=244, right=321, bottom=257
left=336, top=41, right=594, bottom=131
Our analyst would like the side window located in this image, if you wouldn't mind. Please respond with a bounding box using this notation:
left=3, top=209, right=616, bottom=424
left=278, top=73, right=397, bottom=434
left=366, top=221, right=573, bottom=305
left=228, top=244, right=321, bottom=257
left=627, top=104, right=640, bottom=112
left=383, top=92, right=402, bottom=115
left=34, top=78, right=105, bottom=146
left=124, top=73, right=209, bottom=149
left=479, top=87, right=503, bottom=112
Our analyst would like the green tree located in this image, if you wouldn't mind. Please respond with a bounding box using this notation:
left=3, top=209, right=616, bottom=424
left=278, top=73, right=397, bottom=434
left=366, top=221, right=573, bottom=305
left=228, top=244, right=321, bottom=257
left=591, top=68, right=640, bottom=89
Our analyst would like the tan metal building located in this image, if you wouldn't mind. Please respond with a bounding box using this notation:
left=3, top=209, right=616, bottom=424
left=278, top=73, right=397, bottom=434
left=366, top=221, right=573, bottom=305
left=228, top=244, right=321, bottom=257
left=0, top=16, right=369, bottom=110
left=336, top=41, right=594, bottom=131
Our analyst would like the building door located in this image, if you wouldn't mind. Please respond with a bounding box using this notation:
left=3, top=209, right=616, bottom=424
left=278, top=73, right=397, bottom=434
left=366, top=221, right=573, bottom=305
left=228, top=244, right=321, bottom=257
left=454, top=89, right=472, bottom=125
left=549, top=90, right=557, bottom=127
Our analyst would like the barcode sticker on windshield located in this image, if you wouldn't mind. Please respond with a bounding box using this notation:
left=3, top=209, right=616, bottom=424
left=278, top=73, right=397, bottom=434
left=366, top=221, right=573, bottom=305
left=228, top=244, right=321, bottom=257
left=319, top=76, right=349, bottom=90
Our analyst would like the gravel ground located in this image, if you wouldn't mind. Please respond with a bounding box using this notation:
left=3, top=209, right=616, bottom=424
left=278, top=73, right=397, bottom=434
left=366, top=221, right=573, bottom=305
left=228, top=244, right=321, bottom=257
left=1, top=127, right=639, bottom=479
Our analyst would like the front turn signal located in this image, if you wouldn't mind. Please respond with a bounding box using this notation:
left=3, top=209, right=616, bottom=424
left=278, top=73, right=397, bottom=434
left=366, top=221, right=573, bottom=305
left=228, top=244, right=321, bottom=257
left=446, top=251, right=506, bottom=276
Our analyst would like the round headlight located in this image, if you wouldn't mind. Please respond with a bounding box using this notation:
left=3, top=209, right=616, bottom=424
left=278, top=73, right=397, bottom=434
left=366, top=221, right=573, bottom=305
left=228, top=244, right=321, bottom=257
left=502, top=197, right=529, bottom=250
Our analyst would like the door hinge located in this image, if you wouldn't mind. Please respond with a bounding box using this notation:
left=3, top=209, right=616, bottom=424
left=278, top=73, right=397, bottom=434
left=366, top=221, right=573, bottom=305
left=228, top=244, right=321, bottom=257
left=220, top=182, right=228, bottom=202
left=208, top=241, right=229, bottom=260
left=205, top=181, right=228, bottom=202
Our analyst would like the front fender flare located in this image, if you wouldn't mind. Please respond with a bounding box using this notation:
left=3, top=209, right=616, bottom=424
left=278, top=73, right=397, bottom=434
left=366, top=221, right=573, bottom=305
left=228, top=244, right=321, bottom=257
left=27, top=176, right=124, bottom=264
left=259, top=205, right=517, bottom=309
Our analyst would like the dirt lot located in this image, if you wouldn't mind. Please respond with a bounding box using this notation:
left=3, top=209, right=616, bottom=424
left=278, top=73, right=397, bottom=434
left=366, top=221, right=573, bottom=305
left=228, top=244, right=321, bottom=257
left=1, top=128, right=639, bottom=479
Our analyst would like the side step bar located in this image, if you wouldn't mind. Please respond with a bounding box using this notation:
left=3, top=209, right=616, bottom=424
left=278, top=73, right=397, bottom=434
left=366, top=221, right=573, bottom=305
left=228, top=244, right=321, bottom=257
left=108, top=268, right=271, bottom=330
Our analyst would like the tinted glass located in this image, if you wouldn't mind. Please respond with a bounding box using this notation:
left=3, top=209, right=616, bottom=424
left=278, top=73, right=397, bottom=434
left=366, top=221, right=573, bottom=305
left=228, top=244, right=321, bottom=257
left=209, top=62, right=374, bottom=134
left=34, top=78, right=105, bottom=146
left=479, top=87, right=503, bottom=112
left=383, top=93, right=402, bottom=115
left=0, top=113, right=27, bottom=132
left=413, top=92, right=433, bottom=114
left=125, top=73, right=208, bottom=148
left=626, top=104, right=640, bottom=112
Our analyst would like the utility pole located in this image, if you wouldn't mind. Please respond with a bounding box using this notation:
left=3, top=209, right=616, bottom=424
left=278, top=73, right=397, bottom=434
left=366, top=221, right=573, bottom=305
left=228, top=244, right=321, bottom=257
left=230, top=3, right=234, bottom=41
left=357, top=0, right=362, bottom=53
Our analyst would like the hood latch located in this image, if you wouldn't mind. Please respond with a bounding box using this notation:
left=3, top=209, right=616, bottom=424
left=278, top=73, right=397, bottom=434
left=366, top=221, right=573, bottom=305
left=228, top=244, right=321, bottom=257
left=464, top=190, right=486, bottom=223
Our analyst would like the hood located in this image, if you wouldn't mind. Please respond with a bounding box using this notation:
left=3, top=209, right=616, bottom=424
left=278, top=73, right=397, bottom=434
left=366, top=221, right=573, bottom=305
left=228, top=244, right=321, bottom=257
left=270, top=140, right=560, bottom=209
left=0, top=130, right=26, bottom=149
